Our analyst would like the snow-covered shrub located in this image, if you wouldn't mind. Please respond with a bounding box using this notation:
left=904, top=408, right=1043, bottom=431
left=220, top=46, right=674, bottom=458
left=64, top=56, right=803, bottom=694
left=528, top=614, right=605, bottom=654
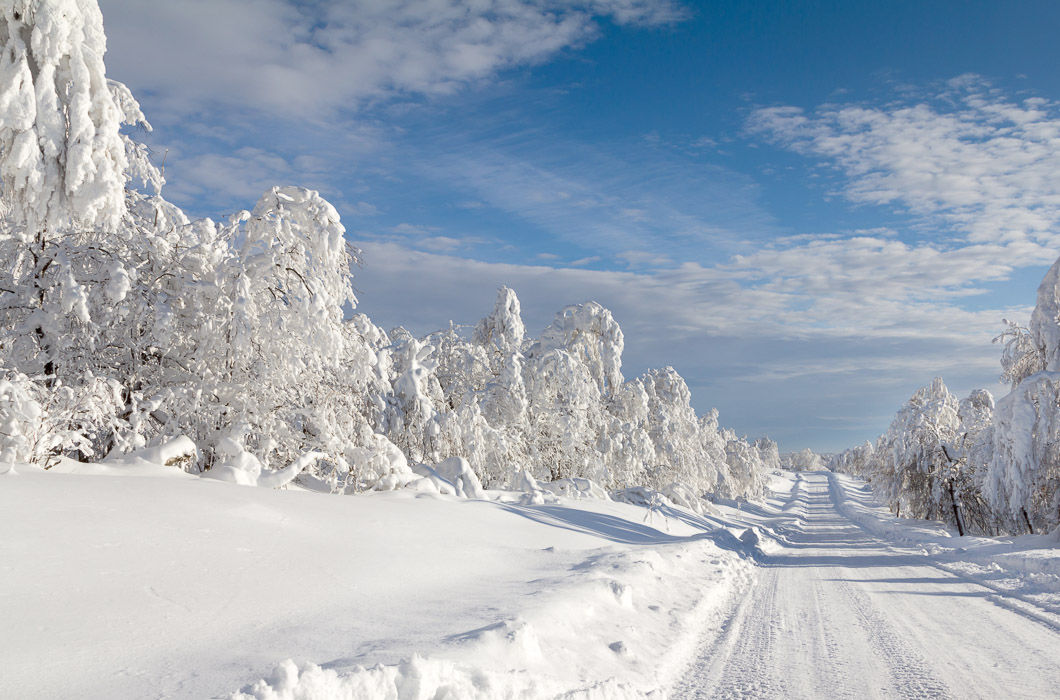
left=0, top=372, right=45, bottom=467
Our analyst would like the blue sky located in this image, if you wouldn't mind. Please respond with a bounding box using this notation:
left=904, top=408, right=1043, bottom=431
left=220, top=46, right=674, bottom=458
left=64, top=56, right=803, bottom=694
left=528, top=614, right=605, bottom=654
left=98, top=0, right=1060, bottom=452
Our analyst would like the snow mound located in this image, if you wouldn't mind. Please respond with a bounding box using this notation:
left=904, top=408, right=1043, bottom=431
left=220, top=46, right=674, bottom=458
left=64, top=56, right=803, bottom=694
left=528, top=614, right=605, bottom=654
left=232, top=655, right=643, bottom=700
left=660, top=482, right=719, bottom=516
left=540, top=477, right=610, bottom=501
left=611, top=485, right=671, bottom=509
left=410, top=456, right=486, bottom=499
left=106, top=436, right=198, bottom=470
left=508, top=472, right=609, bottom=503
left=235, top=538, right=751, bottom=700
left=46, top=436, right=198, bottom=478
left=511, top=468, right=559, bottom=505
left=201, top=438, right=324, bottom=488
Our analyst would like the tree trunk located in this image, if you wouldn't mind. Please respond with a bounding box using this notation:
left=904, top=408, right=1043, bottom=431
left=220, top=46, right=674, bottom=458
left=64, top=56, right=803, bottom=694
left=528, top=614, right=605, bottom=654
left=947, top=480, right=964, bottom=536
left=1022, top=507, right=1034, bottom=534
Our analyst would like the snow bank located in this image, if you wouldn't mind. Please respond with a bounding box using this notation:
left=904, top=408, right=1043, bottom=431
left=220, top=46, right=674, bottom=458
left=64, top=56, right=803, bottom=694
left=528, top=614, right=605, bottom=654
left=235, top=538, right=752, bottom=700
left=1, top=460, right=753, bottom=699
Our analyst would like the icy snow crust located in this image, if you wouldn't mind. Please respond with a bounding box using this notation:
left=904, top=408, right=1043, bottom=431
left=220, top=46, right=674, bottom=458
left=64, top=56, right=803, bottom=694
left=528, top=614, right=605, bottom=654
left=0, top=462, right=754, bottom=699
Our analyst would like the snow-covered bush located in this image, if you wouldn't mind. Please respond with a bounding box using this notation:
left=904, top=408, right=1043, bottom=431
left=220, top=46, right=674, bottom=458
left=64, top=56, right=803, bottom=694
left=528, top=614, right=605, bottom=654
left=0, top=372, right=46, bottom=467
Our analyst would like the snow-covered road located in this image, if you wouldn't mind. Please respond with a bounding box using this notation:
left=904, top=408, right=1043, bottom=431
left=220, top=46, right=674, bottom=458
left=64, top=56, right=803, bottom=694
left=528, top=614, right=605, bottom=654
left=674, top=472, right=1060, bottom=699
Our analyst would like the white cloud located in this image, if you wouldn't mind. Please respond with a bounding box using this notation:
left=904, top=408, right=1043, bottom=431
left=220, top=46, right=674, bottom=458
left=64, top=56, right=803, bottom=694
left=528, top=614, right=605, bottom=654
left=99, top=0, right=685, bottom=121
left=748, top=77, right=1060, bottom=251
left=617, top=250, right=672, bottom=268
left=390, top=223, right=439, bottom=237
left=162, top=147, right=298, bottom=208
left=353, top=240, right=1015, bottom=350
left=408, top=136, right=775, bottom=256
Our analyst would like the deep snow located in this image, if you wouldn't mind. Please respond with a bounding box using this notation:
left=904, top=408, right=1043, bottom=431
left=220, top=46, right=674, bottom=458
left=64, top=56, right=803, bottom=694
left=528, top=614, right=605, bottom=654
left=4, top=463, right=1060, bottom=699
left=0, top=461, right=752, bottom=699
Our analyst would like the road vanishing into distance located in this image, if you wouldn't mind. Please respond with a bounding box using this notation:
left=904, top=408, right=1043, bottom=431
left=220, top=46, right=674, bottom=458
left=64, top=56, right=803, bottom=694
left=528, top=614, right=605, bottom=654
left=673, top=472, right=1060, bottom=699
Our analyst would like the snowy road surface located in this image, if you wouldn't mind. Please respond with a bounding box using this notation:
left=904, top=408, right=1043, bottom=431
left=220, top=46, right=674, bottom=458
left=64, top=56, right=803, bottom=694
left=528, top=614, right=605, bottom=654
left=673, top=471, right=1060, bottom=699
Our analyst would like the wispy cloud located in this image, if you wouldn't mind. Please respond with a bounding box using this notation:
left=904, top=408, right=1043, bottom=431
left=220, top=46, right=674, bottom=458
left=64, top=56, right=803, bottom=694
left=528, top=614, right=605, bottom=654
left=100, top=0, right=685, bottom=121
left=748, top=75, right=1060, bottom=249
left=407, top=132, right=778, bottom=258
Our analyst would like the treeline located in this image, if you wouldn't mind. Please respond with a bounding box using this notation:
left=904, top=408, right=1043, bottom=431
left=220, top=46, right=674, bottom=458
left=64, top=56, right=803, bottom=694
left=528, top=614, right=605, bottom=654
left=830, top=259, right=1060, bottom=535
left=0, top=0, right=774, bottom=500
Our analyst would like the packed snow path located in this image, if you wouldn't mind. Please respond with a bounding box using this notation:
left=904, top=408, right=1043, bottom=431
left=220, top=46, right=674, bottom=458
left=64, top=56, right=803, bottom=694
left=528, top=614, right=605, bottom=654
left=674, top=472, right=1060, bottom=699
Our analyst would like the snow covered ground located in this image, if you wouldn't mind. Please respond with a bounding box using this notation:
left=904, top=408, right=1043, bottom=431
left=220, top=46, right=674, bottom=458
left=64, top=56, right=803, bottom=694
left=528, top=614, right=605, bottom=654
left=1, top=461, right=753, bottom=699
left=5, top=463, right=1060, bottom=699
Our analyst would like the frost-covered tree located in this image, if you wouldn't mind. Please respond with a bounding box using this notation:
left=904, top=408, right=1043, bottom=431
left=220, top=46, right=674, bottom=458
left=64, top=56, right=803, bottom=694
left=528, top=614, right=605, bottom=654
left=531, top=301, right=624, bottom=396
left=0, top=0, right=158, bottom=459
left=755, top=438, right=781, bottom=472
left=835, top=379, right=998, bottom=534
left=783, top=448, right=825, bottom=471
left=976, top=255, right=1060, bottom=532
left=473, top=287, right=528, bottom=437
left=828, top=441, right=875, bottom=480
left=525, top=346, right=605, bottom=482
left=639, top=367, right=708, bottom=489
left=950, top=389, right=996, bottom=535
left=384, top=335, right=444, bottom=464
left=721, top=429, right=766, bottom=499
left=0, top=1, right=777, bottom=503
left=0, top=0, right=126, bottom=234
left=996, top=320, right=1045, bottom=389
left=870, top=378, right=961, bottom=521
left=696, top=408, right=737, bottom=498
left=980, top=375, right=1060, bottom=533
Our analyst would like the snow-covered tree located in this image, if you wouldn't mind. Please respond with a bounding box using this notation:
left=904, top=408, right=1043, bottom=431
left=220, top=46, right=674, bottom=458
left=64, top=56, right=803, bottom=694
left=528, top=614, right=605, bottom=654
left=871, top=378, right=961, bottom=521
left=975, top=256, right=1060, bottom=532
left=0, top=1, right=776, bottom=504
left=783, top=448, right=825, bottom=471
left=531, top=301, right=624, bottom=396
left=0, top=0, right=126, bottom=234
left=951, top=389, right=996, bottom=535
left=755, top=438, right=781, bottom=472
left=721, top=429, right=766, bottom=499
left=828, top=441, right=875, bottom=480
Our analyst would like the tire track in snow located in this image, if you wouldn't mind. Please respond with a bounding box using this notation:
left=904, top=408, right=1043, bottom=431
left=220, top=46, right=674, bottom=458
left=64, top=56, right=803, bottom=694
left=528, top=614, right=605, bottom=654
left=667, top=570, right=768, bottom=699
left=705, top=569, right=787, bottom=699
left=672, top=472, right=1060, bottom=698
left=836, top=578, right=953, bottom=699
